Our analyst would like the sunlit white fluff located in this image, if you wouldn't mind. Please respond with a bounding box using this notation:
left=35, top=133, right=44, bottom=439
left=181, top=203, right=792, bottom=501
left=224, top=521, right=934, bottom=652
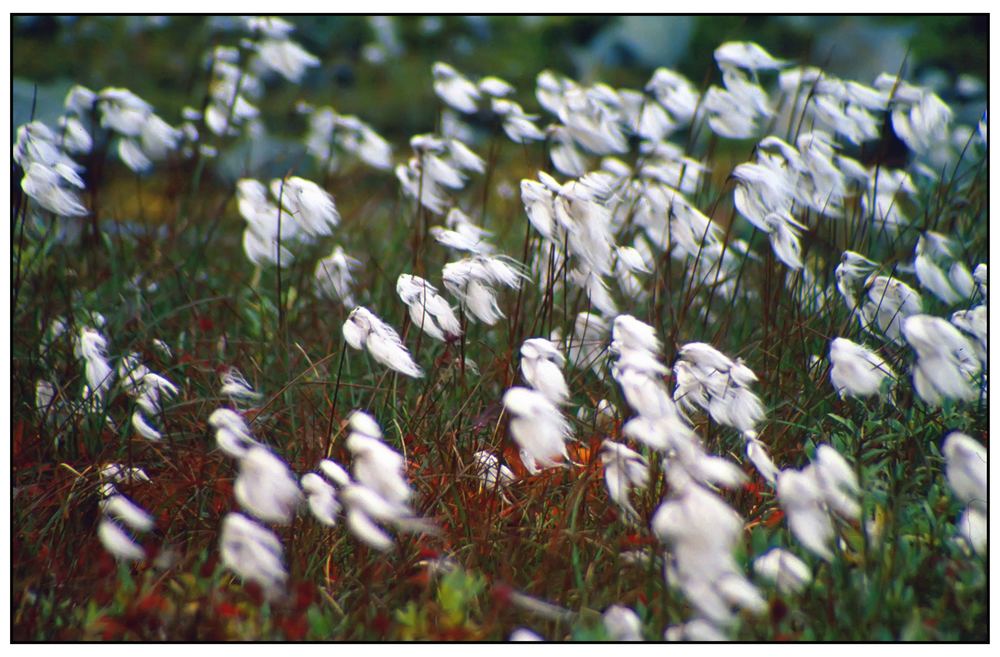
left=950, top=305, right=988, bottom=367
left=753, top=548, right=812, bottom=594
left=829, top=337, right=896, bottom=399
left=777, top=445, right=860, bottom=561
left=652, top=484, right=766, bottom=624
left=859, top=274, right=923, bottom=344
left=472, top=451, right=516, bottom=491
left=492, top=98, right=545, bottom=143
left=602, top=605, right=643, bottom=641
left=75, top=327, right=113, bottom=401
left=21, top=162, right=88, bottom=217
left=429, top=208, right=495, bottom=255
left=520, top=337, right=569, bottom=405
left=219, top=512, right=287, bottom=593
left=902, top=314, right=981, bottom=405
left=208, top=408, right=260, bottom=457
left=220, top=367, right=261, bottom=402
left=674, top=342, right=764, bottom=433
left=301, top=472, right=341, bottom=526
left=714, top=41, right=787, bottom=70
left=503, top=387, right=571, bottom=471
left=101, top=494, right=155, bottom=533
left=342, top=307, right=423, bottom=378
left=599, top=440, right=650, bottom=520
left=98, top=519, right=146, bottom=562
left=612, top=314, right=661, bottom=356
left=271, top=176, right=339, bottom=239
left=442, top=255, right=525, bottom=325
left=319, top=458, right=352, bottom=488
left=315, top=245, right=361, bottom=306
left=432, top=62, right=480, bottom=114
left=744, top=432, right=780, bottom=485
left=253, top=37, right=319, bottom=83
left=397, top=273, right=462, bottom=342
left=233, top=446, right=302, bottom=525
left=942, top=433, right=986, bottom=512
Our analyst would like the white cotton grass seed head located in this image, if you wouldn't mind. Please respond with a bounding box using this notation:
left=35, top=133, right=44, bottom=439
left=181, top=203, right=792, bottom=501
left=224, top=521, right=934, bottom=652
left=828, top=337, right=896, bottom=399
left=503, top=386, right=572, bottom=471
left=602, top=605, right=643, bottom=641
left=98, top=519, right=146, bottom=562
left=519, top=337, right=569, bottom=405
left=472, top=451, right=516, bottom=490
left=396, top=273, right=462, bottom=342
left=902, top=314, right=981, bottom=405
left=599, top=440, right=650, bottom=520
left=753, top=548, right=812, bottom=594
left=509, top=628, right=544, bottom=642
left=220, top=367, right=260, bottom=402
left=219, top=512, right=287, bottom=594
left=342, top=307, right=423, bottom=378
left=319, top=458, right=352, bottom=488
left=233, top=447, right=302, bottom=525
left=100, top=494, right=155, bottom=533
left=941, top=432, right=987, bottom=510
left=301, top=473, right=341, bottom=526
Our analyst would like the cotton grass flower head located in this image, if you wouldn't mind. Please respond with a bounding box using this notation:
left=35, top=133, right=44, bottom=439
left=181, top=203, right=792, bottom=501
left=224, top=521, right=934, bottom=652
left=950, top=305, right=988, bottom=367
left=209, top=408, right=263, bottom=459
left=220, top=367, right=261, bottom=402
left=100, top=494, right=155, bottom=533
left=396, top=274, right=462, bottom=342
left=472, top=451, right=516, bottom=491
left=602, top=605, right=643, bottom=641
left=829, top=337, right=896, bottom=399
left=233, top=446, right=302, bottom=525
left=902, top=314, right=981, bottom=405
left=519, top=337, right=569, bottom=405
left=942, top=433, right=987, bottom=555
left=753, top=548, right=812, bottom=594
left=776, top=445, right=860, bottom=561
left=270, top=176, right=339, bottom=239
left=342, top=307, right=423, bottom=378
left=219, top=512, right=288, bottom=594
left=20, top=162, right=88, bottom=217
left=429, top=209, right=495, bottom=255
left=674, top=342, right=765, bottom=433
left=442, top=255, right=525, bottom=325
left=914, top=232, right=975, bottom=305
left=502, top=387, right=572, bottom=471
left=98, top=519, right=146, bottom=562
left=252, top=37, right=319, bottom=83
left=301, top=473, right=341, bottom=526
left=75, top=327, right=113, bottom=403
left=859, top=274, right=923, bottom=344
left=599, top=440, right=650, bottom=520
left=314, top=245, right=361, bottom=306
left=652, top=483, right=766, bottom=625
left=432, top=62, right=481, bottom=114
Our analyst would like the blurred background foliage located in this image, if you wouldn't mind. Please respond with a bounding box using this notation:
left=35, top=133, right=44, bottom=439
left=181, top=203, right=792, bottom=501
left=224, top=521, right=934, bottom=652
left=13, top=14, right=988, bottom=141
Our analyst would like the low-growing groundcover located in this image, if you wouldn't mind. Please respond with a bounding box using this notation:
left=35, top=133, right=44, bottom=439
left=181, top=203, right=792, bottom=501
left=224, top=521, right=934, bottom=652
left=11, top=15, right=987, bottom=641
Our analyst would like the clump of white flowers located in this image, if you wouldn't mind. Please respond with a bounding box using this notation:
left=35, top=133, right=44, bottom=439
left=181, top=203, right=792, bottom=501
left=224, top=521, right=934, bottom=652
left=503, top=387, right=572, bottom=473
left=902, top=315, right=981, bottom=405
left=941, top=432, right=987, bottom=556
left=342, top=306, right=423, bottom=378
left=397, top=273, right=462, bottom=342
left=828, top=337, right=896, bottom=399
left=337, top=411, right=436, bottom=550
left=777, top=445, right=860, bottom=561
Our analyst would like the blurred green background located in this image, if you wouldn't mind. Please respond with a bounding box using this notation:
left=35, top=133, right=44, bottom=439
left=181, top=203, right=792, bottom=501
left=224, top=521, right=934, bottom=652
left=13, top=15, right=988, bottom=139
